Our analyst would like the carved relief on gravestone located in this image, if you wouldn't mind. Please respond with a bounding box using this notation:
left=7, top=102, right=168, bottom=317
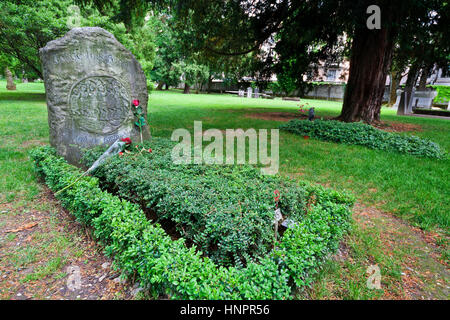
left=39, top=27, right=150, bottom=165
left=69, top=76, right=130, bottom=134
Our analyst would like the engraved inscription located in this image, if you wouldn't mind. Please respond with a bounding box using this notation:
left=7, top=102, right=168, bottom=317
left=53, top=52, right=115, bottom=65
left=69, top=76, right=130, bottom=134
left=104, top=134, right=120, bottom=145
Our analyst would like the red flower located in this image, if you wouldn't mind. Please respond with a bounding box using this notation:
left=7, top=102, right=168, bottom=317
left=148, top=148, right=152, bottom=153
left=274, top=190, right=280, bottom=202
left=132, top=99, right=140, bottom=107
left=121, top=137, right=132, bottom=145
left=119, top=152, right=123, bottom=156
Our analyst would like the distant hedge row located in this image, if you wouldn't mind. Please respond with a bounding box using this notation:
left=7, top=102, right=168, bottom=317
left=279, top=119, right=446, bottom=159
left=413, top=108, right=450, bottom=117
left=31, top=145, right=353, bottom=299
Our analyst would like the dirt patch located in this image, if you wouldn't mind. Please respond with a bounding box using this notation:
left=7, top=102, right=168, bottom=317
left=372, top=121, right=422, bottom=132
left=351, top=203, right=449, bottom=300
left=20, top=139, right=47, bottom=149
left=0, top=187, right=137, bottom=300
left=244, top=112, right=302, bottom=122
left=244, top=111, right=422, bottom=133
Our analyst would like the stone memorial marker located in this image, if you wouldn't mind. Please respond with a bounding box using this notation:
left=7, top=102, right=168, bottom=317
left=254, top=87, right=260, bottom=98
left=247, top=87, right=252, bottom=98
left=411, top=90, right=437, bottom=109
left=5, top=67, right=16, bottom=91
left=393, top=89, right=402, bottom=108
left=39, top=27, right=150, bottom=165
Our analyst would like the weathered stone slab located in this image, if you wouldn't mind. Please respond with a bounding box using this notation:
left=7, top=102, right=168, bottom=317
left=39, top=27, right=150, bottom=165
left=411, top=90, right=437, bottom=109
left=5, top=67, right=16, bottom=90
left=247, top=87, right=252, bottom=98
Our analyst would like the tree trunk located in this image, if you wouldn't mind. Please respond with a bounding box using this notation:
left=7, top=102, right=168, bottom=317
left=397, top=61, right=420, bottom=115
left=338, top=26, right=396, bottom=123
left=418, top=65, right=431, bottom=90
left=388, top=70, right=401, bottom=107
left=183, top=83, right=191, bottom=94
left=5, top=67, right=16, bottom=91
left=156, top=82, right=164, bottom=90
left=207, top=74, right=213, bottom=93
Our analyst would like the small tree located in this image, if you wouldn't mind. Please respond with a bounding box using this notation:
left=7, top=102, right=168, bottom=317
left=180, top=62, right=209, bottom=93
left=0, top=0, right=142, bottom=80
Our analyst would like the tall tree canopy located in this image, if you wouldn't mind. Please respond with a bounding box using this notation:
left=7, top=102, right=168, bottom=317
left=0, top=0, right=72, bottom=79
left=18, top=0, right=450, bottom=122
left=0, top=0, right=154, bottom=79
left=392, top=1, right=450, bottom=114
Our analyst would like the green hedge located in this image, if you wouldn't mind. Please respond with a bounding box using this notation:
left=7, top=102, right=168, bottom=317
left=30, top=145, right=353, bottom=299
left=413, top=108, right=450, bottom=117
left=82, top=138, right=354, bottom=267
left=430, top=85, right=450, bottom=104
left=280, top=119, right=446, bottom=159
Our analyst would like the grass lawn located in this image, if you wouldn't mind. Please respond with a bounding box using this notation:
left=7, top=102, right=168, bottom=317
left=148, top=89, right=450, bottom=231
left=1, top=81, right=449, bottom=299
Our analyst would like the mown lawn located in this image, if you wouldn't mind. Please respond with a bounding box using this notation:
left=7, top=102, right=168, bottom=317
left=148, top=89, right=450, bottom=231
left=1, top=81, right=449, bottom=299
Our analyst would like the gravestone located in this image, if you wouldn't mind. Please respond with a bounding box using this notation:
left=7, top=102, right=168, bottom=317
left=247, top=87, right=252, bottom=98
left=411, top=90, right=437, bottom=109
left=39, top=27, right=149, bottom=165
left=397, top=89, right=415, bottom=115
left=393, top=89, right=402, bottom=108
left=254, top=87, right=260, bottom=98
left=5, top=68, right=16, bottom=90
left=396, top=89, right=438, bottom=111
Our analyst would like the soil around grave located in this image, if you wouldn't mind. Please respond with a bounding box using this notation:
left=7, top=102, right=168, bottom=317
left=0, top=187, right=136, bottom=300
left=244, top=112, right=300, bottom=122
left=349, top=203, right=448, bottom=299
left=371, top=121, right=422, bottom=133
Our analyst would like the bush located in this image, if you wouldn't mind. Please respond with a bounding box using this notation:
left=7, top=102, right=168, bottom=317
left=430, top=85, right=450, bottom=104
left=279, top=119, right=446, bottom=159
left=30, top=145, right=353, bottom=299
left=82, top=138, right=353, bottom=267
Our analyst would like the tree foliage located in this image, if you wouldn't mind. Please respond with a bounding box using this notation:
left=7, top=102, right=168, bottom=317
left=148, top=13, right=183, bottom=88
left=0, top=0, right=72, bottom=78
left=5, top=0, right=448, bottom=121
left=0, top=0, right=154, bottom=80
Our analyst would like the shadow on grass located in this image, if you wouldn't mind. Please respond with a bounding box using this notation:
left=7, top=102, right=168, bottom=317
left=0, top=92, right=46, bottom=102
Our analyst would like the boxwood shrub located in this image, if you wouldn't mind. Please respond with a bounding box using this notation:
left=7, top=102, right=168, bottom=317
left=82, top=138, right=353, bottom=267
left=279, top=119, right=446, bottom=159
left=30, top=144, right=353, bottom=299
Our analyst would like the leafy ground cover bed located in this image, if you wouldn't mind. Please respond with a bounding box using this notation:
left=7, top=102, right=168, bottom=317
left=31, top=141, right=353, bottom=299
left=279, top=119, right=446, bottom=159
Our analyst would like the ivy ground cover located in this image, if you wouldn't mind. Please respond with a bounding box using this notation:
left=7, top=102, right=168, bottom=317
left=279, top=119, right=446, bottom=159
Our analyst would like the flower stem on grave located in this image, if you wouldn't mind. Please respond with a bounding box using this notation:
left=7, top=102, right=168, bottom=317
left=55, top=171, right=88, bottom=195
